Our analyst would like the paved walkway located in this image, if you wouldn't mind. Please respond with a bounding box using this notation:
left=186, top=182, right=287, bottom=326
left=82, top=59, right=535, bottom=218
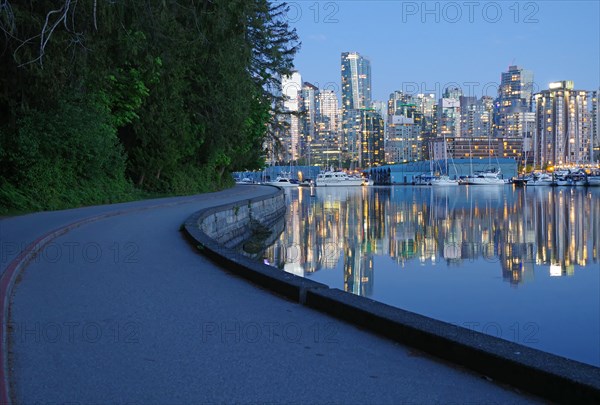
left=1, top=185, right=542, bottom=404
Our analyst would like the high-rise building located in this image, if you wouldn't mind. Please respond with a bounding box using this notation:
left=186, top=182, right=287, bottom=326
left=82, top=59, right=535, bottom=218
left=359, top=109, right=385, bottom=168
left=300, top=82, right=319, bottom=163
left=495, top=65, right=534, bottom=138
left=312, top=89, right=341, bottom=167
left=438, top=87, right=462, bottom=138
left=414, top=93, right=437, bottom=159
left=590, top=90, right=600, bottom=162
left=371, top=100, right=388, bottom=139
left=462, top=96, right=495, bottom=138
left=341, top=52, right=372, bottom=167
left=341, top=52, right=372, bottom=110
left=280, top=72, right=302, bottom=162
left=533, top=81, right=592, bottom=167
left=386, top=91, right=422, bottom=163
left=317, top=90, right=339, bottom=133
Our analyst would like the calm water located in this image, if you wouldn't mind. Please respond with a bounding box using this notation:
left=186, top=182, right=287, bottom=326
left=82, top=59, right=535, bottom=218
left=263, top=185, right=600, bottom=367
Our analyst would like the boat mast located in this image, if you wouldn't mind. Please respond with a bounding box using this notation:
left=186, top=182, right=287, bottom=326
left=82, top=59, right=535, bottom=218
left=444, top=134, right=448, bottom=176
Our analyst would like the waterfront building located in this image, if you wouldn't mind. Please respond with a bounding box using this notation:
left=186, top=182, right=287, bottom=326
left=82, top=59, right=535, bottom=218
left=386, top=91, right=423, bottom=163
left=359, top=109, right=385, bottom=168
left=459, top=95, right=477, bottom=137
left=591, top=90, right=600, bottom=162
left=316, top=89, right=339, bottom=133
left=341, top=52, right=372, bottom=167
left=300, top=82, right=319, bottom=164
left=280, top=72, right=302, bottom=162
left=367, top=158, right=518, bottom=184
left=341, top=52, right=372, bottom=110
left=494, top=65, right=535, bottom=138
left=533, top=81, right=593, bottom=168
left=437, top=87, right=462, bottom=138
left=431, top=136, right=523, bottom=162
left=386, top=115, right=422, bottom=164
left=371, top=100, right=388, bottom=138
left=414, top=93, right=437, bottom=159
left=461, top=96, right=495, bottom=138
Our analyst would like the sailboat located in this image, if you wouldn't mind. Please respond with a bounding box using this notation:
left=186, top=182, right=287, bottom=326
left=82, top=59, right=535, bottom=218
left=464, top=135, right=505, bottom=185
left=430, top=138, right=458, bottom=186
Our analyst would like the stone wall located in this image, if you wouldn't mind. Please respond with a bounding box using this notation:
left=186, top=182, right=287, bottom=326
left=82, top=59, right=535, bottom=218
left=199, top=189, right=286, bottom=249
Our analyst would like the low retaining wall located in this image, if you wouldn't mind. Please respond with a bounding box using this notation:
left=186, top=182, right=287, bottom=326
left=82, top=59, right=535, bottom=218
left=198, top=187, right=286, bottom=249
left=182, top=185, right=600, bottom=404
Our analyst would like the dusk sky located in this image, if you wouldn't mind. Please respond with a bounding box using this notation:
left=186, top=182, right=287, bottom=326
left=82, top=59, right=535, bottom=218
left=282, top=1, right=600, bottom=101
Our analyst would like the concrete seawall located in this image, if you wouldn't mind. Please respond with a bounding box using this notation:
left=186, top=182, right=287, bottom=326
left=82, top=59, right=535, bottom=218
left=182, top=185, right=600, bottom=404
left=198, top=186, right=286, bottom=249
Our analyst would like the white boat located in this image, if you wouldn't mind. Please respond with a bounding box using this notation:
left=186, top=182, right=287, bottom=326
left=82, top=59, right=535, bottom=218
left=466, top=168, right=505, bottom=185
left=316, top=170, right=364, bottom=187
left=553, top=170, right=571, bottom=186
left=525, top=173, right=553, bottom=186
left=413, top=173, right=436, bottom=185
left=266, top=172, right=299, bottom=188
left=430, top=174, right=459, bottom=187
left=235, top=177, right=253, bottom=184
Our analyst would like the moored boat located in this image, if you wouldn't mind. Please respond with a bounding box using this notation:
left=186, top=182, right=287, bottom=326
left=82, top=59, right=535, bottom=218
left=464, top=168, right=505, bottom=185
left=430, top=174, right=459, bottom=186
left=316, top=170, right=364, bottom=187
left=266, top=171, right=299, bottom=188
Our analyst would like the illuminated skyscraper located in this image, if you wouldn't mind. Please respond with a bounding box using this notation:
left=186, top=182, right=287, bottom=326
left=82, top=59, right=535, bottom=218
left=386, top=91, right=422, bottom=163
left=359, top=109, right=385, bottom=168
left=533, top=81, right=592, bottom=167
left=310, top=89, right=341, bottom=167
left=300, top=82, right=318, bottom=163
left=495, top=65, right=534, bottom=138
left=341, top=52, right=372, bottom=110
left=591, top=89, right=600, bottom=162
left=437, top=86, right=462, bottom=138
left=341, top=52, right=372, bottom=167
left=281, top=72, right=302, bottom=161
left=317, top=89, right=339, bottom=133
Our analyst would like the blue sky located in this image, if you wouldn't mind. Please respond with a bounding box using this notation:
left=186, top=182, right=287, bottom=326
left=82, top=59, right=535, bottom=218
left=281, top=1, right=600, bottom=101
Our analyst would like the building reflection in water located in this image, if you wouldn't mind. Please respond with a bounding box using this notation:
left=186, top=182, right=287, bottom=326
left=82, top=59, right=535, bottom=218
left=264, top=186, right=600, bottom=297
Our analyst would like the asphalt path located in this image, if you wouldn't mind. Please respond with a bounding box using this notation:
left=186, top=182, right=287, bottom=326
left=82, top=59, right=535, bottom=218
left=1, top=185, right=541, bottom=404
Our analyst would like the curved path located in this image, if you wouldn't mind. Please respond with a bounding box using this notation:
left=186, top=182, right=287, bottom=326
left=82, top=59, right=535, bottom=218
left=1, top=185, right=541, bottom=404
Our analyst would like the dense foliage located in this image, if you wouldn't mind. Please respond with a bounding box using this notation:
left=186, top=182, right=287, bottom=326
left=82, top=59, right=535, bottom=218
left=0, top=0, right=298, bottom=213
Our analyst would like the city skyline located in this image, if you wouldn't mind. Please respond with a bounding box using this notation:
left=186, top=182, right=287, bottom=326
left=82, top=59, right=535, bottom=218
left=276, top=61, right=598, bottom=168
left=282, top=1, right=599, bottom=102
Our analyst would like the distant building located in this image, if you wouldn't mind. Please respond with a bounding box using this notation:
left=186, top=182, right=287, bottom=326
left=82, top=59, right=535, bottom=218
left=494, top=65, right=534, bottom=138
left=591, top=90, right=600, bottom=162
left=311, top=89, right=341, bottom=167
left=359, top=109, right=385, bottom=168
left=414, top=93, right=437, bottom=159
left=341, top=52, right=372, bottom=110
left=431, top=136, right=523, bottom=162
left=462, top=96, right=495, bottom=138
left=316, top=89, right=339, bottom=133
left=280, top=72, right=302, bottom=162
left=300, top=82, right=319, bottom=162
left=437, top=87, right=461, bottom=138
left=386, top=91, right=422, bottom=163
left=341, top=52, right=372, bottom=167
left=533, top=81, right=593, bottom=167
left=386, top=115, right=422, bottom=163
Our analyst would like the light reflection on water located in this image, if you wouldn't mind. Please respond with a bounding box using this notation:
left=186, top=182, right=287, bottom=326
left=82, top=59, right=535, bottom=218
left=264, top=186, right=600, bottom=366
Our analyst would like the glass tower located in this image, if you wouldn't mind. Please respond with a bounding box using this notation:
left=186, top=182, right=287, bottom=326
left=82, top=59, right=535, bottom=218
left=495, top=65, right=534, bottom=138
left=341, top=52, right=372, bottom=167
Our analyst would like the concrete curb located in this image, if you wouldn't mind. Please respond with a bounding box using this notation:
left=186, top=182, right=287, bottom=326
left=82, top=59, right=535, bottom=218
left=183, top=185, right=600, bottom=405
left=182, top=186, right=329, bottom=303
